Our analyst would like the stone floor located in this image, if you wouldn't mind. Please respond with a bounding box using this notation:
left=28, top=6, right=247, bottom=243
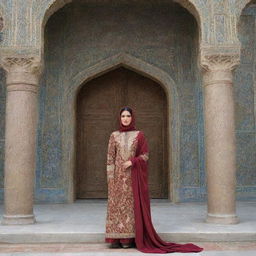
left=0, top=242, right=256, bottom=256
left=0, top=200, right=255, bottom=255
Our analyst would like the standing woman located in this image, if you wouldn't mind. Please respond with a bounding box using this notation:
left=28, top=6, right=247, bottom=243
left=105, top=106, right=203, bottom=253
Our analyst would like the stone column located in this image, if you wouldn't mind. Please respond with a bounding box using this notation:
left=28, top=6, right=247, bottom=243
left=201, top=54, right=240, bottom=224
left=1, top=57, right=42, bottom=225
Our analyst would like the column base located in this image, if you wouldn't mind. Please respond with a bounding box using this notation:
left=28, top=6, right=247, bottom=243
left=1, top=214, right=36, bottom=225
left=206, top=213, right=239, bottom=224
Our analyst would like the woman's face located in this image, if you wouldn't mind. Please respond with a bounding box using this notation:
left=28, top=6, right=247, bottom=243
left=120, top=110, right=132, bottom=126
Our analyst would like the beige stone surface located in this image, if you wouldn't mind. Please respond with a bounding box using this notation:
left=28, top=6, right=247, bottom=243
left=1, top=57, right=41, bottom=225
left=0, top=0, right=255, bottom=225
left=202, top=54, right=240, bottom=224
left=0, top=200, right=255, bottom=243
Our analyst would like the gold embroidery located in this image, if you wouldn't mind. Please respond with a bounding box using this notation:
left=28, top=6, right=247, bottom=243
left=106, top=132, right=116, bottom=181
left=105, top=130, right=139, bottom=239
left=105, top=232, right=135, bottom=238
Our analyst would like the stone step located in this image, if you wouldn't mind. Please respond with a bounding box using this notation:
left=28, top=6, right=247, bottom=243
left=1, top=201, right=255, bottom=244
left=0, top=242, right=256, bottom=256
left=0, top=231, right=256, bottom=244
left=1, top=252, right=255, bottom=256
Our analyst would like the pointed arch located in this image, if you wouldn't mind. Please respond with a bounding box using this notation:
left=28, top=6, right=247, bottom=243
left=237, top=0, right=256, bottom=18
left=41, top=0, right=203, bottom=46
left=174, top=0, right=202, bottom=40
left=60, top=53, right=181, bottom=202
left=42, top=0, right=72, bottom=29
left=236, top=0, right=256, bottom=52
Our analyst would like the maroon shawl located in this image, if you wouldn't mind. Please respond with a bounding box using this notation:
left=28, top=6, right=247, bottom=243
left=130, top=131, right=203, bottom=253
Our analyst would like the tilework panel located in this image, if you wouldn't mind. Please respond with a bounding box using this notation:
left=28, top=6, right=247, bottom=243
left=233, top=4, right=256, bottom=198
left=215, top=15, right=226, bottom=43
left=0, top=69, right=5, bottom=190
left=35, top=13, right=67, bottom=202
left=236, top=132, right=256, bottom=186
left=234, top=70, right=255, bottom=131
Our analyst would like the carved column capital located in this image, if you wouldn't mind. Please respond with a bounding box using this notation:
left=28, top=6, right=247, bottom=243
left=200, top=53, right=240, bottom=88
left=1, top=56, right=42, bottom=75
left=201, top=53, right=240, bottom=72
left=1, top=56, right=43, bottom=92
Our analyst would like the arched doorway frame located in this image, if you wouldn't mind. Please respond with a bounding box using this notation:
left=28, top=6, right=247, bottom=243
left=40, top=0, right=203, bottom=54
left=237, top=0, right=256, bottom=17
left=61, top=53, right=181, bottom=202
left=236, top=0, right=256, bottom=48
left=42, top=0, right=201, bottom=27
left=237, top=1, right=256, bottom=29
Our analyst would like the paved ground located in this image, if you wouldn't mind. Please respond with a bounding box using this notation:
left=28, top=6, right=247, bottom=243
left=0, top=200, right=255, bottom=255
left=0, top=242, right=256, bottom=255
left=0, top=200, right=256, bottom=243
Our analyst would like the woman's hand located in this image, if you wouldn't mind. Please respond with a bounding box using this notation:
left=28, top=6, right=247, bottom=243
left=123, top=160, right=132, bottom=169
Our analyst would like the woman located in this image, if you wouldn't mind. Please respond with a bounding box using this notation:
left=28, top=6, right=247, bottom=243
left=105, top=106, right=203, bottom=253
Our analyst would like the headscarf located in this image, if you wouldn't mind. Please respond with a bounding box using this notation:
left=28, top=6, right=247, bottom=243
left=119, top=106, right=136, bottom=132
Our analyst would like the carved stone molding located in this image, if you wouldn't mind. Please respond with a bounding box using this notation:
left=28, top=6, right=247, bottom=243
left=200, top=49, right=241, bottom=88
left=1, top=57, right=42, bottom=75
left=1, top=57, right=43, bottom=88
left=201, top=53, right=240, bottom=72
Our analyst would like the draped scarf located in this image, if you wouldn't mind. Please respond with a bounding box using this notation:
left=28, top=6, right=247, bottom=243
left=130, top=131, right=203, bottom=253
left=119, top=106, right=136, bottom=132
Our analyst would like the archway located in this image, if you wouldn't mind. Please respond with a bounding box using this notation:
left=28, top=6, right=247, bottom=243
left=41, top=0, right=200, bottom=203
left=60, top=53, right=180, bottom=203
left=41, top=0, right=202, bottom=53
left=76, top=67, right=168, bottom=199
left=237, top=0, right=256, bottom=18
left=234, top=0, right=256, bottom=200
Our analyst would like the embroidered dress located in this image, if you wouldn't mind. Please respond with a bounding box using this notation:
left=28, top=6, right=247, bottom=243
left=105, top=106, right=203, bottom=253
left=105, top=130, right=146, bottom=240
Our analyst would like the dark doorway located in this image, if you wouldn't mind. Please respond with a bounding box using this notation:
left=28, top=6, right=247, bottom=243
left=76, top=67, right=168, bottom=198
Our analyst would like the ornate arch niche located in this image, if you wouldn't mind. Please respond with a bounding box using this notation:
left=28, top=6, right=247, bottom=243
left=41, top=0, right=202, bottom=49
left=61, top=54, right=181, bottom=202
left=41, top=0, right=202, bottom=202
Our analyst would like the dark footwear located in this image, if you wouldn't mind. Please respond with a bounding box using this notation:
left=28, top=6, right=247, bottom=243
left=109, top=242, right=121, bottom=248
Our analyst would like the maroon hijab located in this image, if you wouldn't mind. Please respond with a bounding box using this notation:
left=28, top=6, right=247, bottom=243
left=119, top=106, right=136, bottom=132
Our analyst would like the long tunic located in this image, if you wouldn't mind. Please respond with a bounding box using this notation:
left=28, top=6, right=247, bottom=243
left=105, top=130, right=203, bottom=253
left=105, top=130, right=147, bottom=239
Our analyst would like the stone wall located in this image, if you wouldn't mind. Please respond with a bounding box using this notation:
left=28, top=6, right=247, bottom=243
left=36, top=1, right=203, bottom=202
left=0, top=0, right=256, bottom=203
left=234, top=4, right=256, bottom=200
